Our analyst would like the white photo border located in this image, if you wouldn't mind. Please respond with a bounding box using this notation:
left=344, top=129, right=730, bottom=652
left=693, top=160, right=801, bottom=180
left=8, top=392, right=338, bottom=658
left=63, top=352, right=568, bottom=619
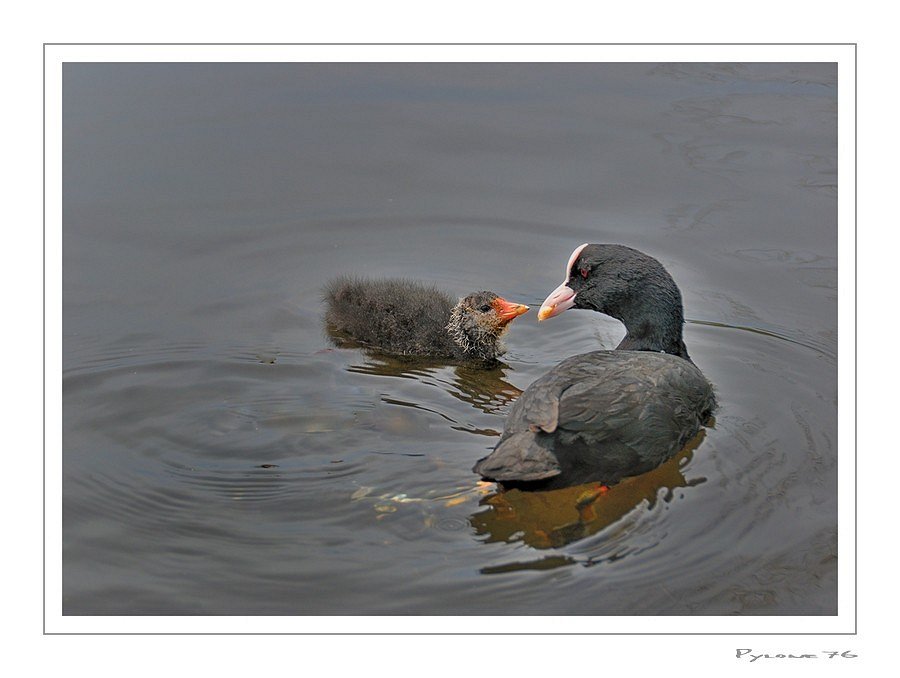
left=44, top=42, right=856, bottom=635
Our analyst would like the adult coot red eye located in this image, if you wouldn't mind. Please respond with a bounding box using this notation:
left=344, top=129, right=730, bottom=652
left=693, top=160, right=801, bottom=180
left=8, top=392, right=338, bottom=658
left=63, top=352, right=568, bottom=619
left=473, top=244, right=716, bottom=490
left=324, top=277, right=529, bottom=364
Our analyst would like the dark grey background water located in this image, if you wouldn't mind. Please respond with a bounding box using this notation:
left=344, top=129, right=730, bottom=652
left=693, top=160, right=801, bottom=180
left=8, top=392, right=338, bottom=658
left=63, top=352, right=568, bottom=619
left=62, top=62, right=837, bottom=615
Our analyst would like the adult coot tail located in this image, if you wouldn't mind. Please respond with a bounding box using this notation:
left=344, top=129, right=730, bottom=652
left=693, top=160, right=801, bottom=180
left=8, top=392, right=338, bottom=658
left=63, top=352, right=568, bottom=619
left=473, top=244, right=716, bottom=490
left=324, top=276, right=529, bottom=364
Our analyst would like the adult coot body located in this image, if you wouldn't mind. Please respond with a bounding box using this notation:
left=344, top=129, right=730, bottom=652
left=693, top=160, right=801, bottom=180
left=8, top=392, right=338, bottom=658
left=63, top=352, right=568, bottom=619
left=473, top=244, right=716, bottom=490
left=324, top=276, right=529, bottom=364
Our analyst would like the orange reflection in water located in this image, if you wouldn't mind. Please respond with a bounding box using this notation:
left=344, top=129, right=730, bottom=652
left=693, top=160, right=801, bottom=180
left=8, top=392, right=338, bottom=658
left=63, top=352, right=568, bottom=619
left=470, top=430, right=708, bottom=550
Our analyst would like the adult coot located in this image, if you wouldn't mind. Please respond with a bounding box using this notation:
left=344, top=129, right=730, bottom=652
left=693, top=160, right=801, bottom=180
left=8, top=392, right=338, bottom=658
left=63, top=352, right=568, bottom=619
left=324, top=276, right=529, bottom=363
left=473, top=244, right=716, bottom=490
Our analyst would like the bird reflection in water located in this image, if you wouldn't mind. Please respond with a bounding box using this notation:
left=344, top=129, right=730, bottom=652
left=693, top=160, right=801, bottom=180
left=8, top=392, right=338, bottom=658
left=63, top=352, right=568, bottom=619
left=326, top=329, right=523, bottom=416
left=328, top=330, right=709, bottom=560
left=471, top=430, right=708, bottom=551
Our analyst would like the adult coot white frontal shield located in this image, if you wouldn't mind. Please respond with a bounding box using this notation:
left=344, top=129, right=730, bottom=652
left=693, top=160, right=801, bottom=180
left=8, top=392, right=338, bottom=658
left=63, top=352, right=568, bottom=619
left=538, top=243, right=588, bottom=320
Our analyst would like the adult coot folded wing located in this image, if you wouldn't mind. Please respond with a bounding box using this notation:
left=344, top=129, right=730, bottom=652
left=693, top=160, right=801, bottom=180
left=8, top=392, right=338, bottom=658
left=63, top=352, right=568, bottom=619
left=324, top=277, right=529, bottom=364
left=473, top=244, right=716, bottom=490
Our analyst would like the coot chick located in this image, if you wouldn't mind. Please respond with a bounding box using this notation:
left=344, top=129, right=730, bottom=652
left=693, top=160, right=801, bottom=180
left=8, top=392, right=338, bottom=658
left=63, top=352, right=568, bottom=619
left=324, top=276, right=529, bottom=363
left=473, top=244, right=716, bottom=490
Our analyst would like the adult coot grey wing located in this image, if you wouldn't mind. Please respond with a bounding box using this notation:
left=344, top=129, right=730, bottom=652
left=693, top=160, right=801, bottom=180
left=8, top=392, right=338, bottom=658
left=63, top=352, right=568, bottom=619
left=473, top=244, right=716, bottom=490
left=324, top=277, right=529, bottom=364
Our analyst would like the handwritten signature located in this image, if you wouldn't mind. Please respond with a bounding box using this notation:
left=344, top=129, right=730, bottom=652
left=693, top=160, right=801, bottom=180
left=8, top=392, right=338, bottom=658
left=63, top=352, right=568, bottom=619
left=737, top=650, right=857, bottom=662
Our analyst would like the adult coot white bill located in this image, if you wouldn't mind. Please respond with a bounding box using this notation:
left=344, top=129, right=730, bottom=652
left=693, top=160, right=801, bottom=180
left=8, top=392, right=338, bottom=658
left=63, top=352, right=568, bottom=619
left=473, top=244, right=716, bottom=490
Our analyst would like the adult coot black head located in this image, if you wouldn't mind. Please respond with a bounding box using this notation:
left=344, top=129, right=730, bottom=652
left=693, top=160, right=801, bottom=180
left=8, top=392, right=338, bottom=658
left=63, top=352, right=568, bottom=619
left=473, top=244, right=716, bottom=490
left=324, top=277, right=529, bottom=364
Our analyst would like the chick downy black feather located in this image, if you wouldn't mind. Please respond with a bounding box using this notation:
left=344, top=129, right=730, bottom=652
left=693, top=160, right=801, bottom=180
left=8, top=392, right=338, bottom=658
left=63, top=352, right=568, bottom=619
left=324, top=276, right=527, bottom=363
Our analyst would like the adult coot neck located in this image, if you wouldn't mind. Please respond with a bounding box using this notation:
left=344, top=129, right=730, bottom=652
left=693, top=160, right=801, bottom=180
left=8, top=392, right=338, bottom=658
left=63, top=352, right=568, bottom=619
left=616, top=322, right=691, bottom=362
left=605, top=291, right=692, bottom=362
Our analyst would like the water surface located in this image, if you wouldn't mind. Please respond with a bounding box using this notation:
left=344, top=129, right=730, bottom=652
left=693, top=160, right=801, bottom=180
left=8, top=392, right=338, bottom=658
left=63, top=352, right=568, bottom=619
left=63, top=62, right=837, bottom=615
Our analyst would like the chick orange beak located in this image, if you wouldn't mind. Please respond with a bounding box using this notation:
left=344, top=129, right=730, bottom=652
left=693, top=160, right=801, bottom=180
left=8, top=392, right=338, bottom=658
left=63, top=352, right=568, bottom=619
left=492, top=297, right=530, bottom=325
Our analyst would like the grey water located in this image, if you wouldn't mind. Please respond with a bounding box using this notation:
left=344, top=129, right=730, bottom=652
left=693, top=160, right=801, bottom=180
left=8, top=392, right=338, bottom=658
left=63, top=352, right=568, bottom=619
left=62, top=62, right=837, bottom=615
